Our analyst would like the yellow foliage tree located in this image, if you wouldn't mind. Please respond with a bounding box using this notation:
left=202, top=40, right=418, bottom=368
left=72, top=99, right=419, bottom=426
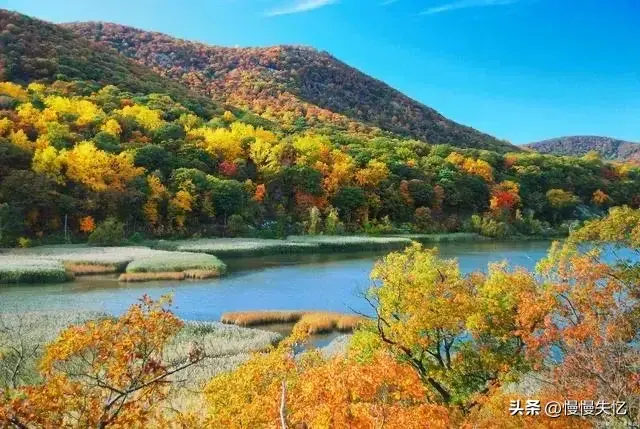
left=44, top=96, right=105, bottom=127
left=9, top=129, right=33, bottom=152
left=32, top=146, right=65, bottom=184
left=0, top=82, right=27, bottom=101
left=355, top=159, right=390, bottom=188
left=0, top=117, right=13, bottom=136
left=144, top=175, right=168, bottom=227
left=115, top=104, right=164, bottom=131
left=169, top=188, right=194, bottom=230
left=62, top=142, right=143, bottom=191
left=100, top=118, right=122, bottom=136
left=0, top=296, right=208, bottom=428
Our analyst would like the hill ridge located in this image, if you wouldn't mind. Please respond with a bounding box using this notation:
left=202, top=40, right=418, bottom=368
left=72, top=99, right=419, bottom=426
left=526, top=135, right=640, bottom=160
left=66, top=20, right=515, bottom=152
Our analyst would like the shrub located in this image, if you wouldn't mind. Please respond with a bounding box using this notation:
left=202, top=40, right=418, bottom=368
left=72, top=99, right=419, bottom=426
left=88, top=218, right=125, bottom=246
left=307, top=206, right=321, bottom=235
left=18, top=237, right=32, bottom=248
left=414, top=207, right=433, bottom=233
left=226, top=214, right=247, bottom=237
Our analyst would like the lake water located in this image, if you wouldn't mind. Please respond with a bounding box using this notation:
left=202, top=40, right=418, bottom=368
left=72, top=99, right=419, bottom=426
left=0, top=241, right=553, bottom=321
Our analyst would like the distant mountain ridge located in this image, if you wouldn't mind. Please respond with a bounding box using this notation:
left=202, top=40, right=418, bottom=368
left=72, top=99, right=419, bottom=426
left=0, top=10, right=223, bottom=118
left=526, top=136, right=640, bottom=161
left=65, top=21, right=516, bottom=152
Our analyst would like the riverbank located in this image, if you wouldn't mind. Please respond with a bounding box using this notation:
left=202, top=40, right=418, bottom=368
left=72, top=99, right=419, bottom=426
left=0, top=246, right=226, bottom=284
left=0, top=233, right=488, bottom=284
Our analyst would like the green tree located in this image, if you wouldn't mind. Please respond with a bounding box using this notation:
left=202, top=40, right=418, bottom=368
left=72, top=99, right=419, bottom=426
left=332, top=186, right=366, bottom=225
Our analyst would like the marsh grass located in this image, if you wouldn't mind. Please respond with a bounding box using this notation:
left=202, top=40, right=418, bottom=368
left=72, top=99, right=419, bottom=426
left=0, top=311, right=280, bottom=394
left=0, top=310, right=109, bottom=387
left=156, top=235, right=414, bottom=259
left=397, top=232, right=485, bottom=243
left=184, top=269, right=223, bottom=280
left=0, top=260, right=73, bottom=284
left=118, top=272, right=187, bottom=282
left=221, top=311, right=364, bottom=334
left=125, top=252, right=226, bottom=275
left=221, top=311, right=308, bottom=326
left=64, top=263, right=120, bottom=275
left=286, top=235, right=413, bottom=252
left=161, top=238, right=316, bottom=258
left=1, top=246, right=227, bottom=284
left=296, top=313, right=364, bottom=334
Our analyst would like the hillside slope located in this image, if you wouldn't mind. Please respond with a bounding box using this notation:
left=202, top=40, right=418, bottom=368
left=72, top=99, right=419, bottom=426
left=66, top=21, right=515, bottom=152
left=0, top=10, right=222, bottom=117
left=526, top=136, right=640, bottom=161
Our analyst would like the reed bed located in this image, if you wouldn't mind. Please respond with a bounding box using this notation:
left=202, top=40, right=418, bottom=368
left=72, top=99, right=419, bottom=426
left=3, top=245, right=166, bottom=268
left=221, top=311, right=309, bottom=326
left=0, top=311, right=280, bottom=391
left=1, top=246, right=228, bottom=284
left=0, top=259, right=73, bottom=284
left=161, top=235, right=413, bottom=259
left=125, top=253, right=226, bottom=274
left=397, top=232, right=485, bottom=243
left=166, top=238, right=316, bottom=258
left=64, top=263, right=120, bottom=275
left=118, top=272, right=187, bottom=282
left=183, top=269, right=223, bottom=280
left=286, top=235, right=413, bottom=252
left=295, top=313, right=365, bottom=334
left=0, top=310, right=109, bottom=386
left=221, top=310, right=364, bottom=334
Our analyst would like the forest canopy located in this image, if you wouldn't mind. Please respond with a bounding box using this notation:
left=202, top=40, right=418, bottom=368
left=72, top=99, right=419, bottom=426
left=0, top=80, right=638, bottom=246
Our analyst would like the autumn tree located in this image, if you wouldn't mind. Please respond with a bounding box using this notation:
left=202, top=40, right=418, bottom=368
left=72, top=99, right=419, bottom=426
left=202, top=328, right=450, bottom=429
left=0, top=296, right=213, bottom=428
left=362, top=243, right=543, bottom=410
left=490, top=181, right=521, bottom=217
left=63, top=142, right=143, bottom=192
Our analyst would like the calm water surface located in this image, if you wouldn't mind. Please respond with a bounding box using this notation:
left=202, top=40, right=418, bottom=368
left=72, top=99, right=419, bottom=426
left=0, top=241, right=553, bottom=320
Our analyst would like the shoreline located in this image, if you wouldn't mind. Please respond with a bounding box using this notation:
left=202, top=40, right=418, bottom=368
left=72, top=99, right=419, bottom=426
left=0, top=233, right=559, bottom=285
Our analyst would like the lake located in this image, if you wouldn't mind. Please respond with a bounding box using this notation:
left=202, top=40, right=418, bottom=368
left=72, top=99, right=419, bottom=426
left=0, top=240, right=553, bottom=320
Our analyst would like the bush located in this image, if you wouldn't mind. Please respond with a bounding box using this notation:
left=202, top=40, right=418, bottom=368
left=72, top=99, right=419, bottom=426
left=88, top=218, right=125, bottom=246
left=226, top=214, right=247, bottom=237
left=363, top=216, right=393, bottom=236
left=414, top=207, right=433, bottom=233
left=128, top=232, right=145, bottom=244
left=18, top=237, right=32, bottom=248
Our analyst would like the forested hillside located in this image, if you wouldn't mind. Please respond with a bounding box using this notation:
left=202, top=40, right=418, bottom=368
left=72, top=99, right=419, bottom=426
left=66, top=21, right=515, bottom=152
left=0, top=10, right=639, bottom=247
left=1, top=79, right=638, bottom=246
left=0, top=10, right=227, bottom=119
left=526, top=135, right=640, bottom=161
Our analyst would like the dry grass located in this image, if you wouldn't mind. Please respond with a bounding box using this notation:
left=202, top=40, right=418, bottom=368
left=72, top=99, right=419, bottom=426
left=221, top=311, right=364, bottom=333
left=220, top=311, right=308, bottom=326
left=64, top=263, right=119, bottom=275
left=296, top=313, right=364, bottom=334
left=183, top=269, right=223, bottom=280
left=118, top=272, right=186, bottom=282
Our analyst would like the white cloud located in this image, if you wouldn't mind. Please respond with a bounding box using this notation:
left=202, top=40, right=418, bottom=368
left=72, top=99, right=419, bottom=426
left=420, top=0, right=518, bottom=16
left=266, top=0, right=338, bottom=17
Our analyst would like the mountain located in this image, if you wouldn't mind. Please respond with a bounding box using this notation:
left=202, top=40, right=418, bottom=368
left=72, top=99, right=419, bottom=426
left=66, top=21, right=515, bottom=152
left=525, top=136, right=640, bottom=161
left=0, top=10, right=223, bottom=118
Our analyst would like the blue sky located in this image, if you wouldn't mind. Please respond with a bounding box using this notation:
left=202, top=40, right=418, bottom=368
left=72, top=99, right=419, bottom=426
left=3, top=0, right=640, bottom=144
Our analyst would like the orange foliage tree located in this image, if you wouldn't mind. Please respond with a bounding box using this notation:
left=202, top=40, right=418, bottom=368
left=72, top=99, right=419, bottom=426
left=0, top=296, right=210, bottom=428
